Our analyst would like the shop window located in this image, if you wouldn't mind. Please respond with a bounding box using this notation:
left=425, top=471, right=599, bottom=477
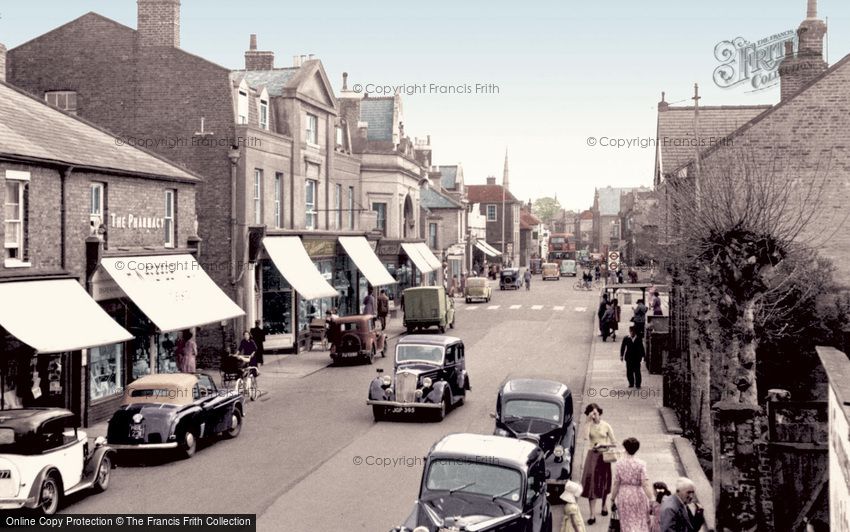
left=261, top=260, right=293, bottom=335
left=4, top=171, right=30, bottom=267
left=157, top=332, right=179, bottom=373
left=89, top=343, right=123, bottom=401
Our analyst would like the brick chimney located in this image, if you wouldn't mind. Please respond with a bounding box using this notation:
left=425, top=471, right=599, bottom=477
left=658, top=91, right=668, bottom=112
left=779, top=0, right=827, bottom=100
left=486, top=176, right=496, bottom=185
left=0, top=43, right=6, bottom=83
left=244, top=34, right=274, bottom=71
left=137, top=0, right=180, bottom=48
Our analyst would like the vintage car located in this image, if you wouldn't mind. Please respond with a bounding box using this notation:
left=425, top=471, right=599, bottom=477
left=367, top=335, right=469, bottom=421
left=106, top=373, right=244, bottom=458
left=0, top=408, right=115, bottom=515
left=559, top=259, right=578, bottom=277
left=500, top=268, right=523, bottom=290
left=492, top=379, right=576, bottom=496
left=403, top=286, right=455, bottom=333
left=391, top=433, right=553, bottom=532
left=541, top=262, right=560, bottom=281
left=530, top=258, right=543, bottom=275
left=328, top=315, right=387, bottom=364
left=464, top=276, right=492, bottom=303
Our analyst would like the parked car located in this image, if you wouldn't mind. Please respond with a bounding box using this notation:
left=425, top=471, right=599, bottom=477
left=492, top=379, right=577, bottom=497
left=403, top=286, right=455, bottom=333
left=391, top=433, right=553, bottom=532
left=500, top=268, right=523, bottom=290
left=0, top=408, right=115, bottom=515
left=328, top=314, right=387, bottom=364
left=560, top=259, right=577, bottom=277
left=541, top=262, right=560, bottom=281
left=367, top=335, right=469, bottom=421
left=530, top=258, right=543, bottom=275
left=464, top=276, right=492, bottom=303
left=107, top=373, right=244, bottom=459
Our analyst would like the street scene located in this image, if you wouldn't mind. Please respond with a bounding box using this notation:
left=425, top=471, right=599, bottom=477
left=3, top=0, right=850, bottom=531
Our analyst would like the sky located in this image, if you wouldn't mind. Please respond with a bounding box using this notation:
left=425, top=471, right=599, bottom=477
left=2, top=0, right=849, bottom=211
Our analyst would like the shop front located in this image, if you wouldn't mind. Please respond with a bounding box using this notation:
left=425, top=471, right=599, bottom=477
left=401, top=242, right=441, bottom=286
left=337, top=236, right=397, bottom=307
left=0, top=278, right=133, bottom=419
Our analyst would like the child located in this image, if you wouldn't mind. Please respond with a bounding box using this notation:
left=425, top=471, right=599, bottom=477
left=649, top=481, right=671, bottom=532
left=560, top=480, right=586, bottom=532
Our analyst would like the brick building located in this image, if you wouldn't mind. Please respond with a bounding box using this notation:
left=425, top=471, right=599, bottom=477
left=519, top=206, right=542, bottom=268
left=466, top=177, right=520, bottom=267
left=0, top=79, right=241, bottom=425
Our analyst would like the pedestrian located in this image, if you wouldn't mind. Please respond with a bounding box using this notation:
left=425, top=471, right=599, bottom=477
left=610, top=437, right=653, bottom=532
left=632, top=299, right=647, bottom=339
left=659, top=478, right=705, bottom=532
left=451, top=275, right=459, bottom=297
left=601, top=303, right=617, bottom=342
left=629, top=268, right=639, bottom=284
left=649, top=482, right=671, bottom=532
left=620, top=327, right=646, bottom=388
left=559, top=480, right=587, bottom=532
left=325, top=308, right=340, bottom=346
left=377, top=288, right=390, bottom=330
left=175, top=332, right=187, bottom=372
left=363, top=286, right=377, bottom=316
left=597, top=294, right=610, bottom=338
left=617, top=268, right=624, bottom=284
left=181, top=330, right=197, bottom=374
left=250, top=320, right=266, bottom=366
left=612, top=297, right=621, bottom=330
left=594, top=264, right=601, bottom=281
left=581, top=403, right=616, bottom=525
left=238, top=330, right=260, bottom=368
left=524, top=269, right=532, bottom=290
left=650, top=291, right=663, bottom=316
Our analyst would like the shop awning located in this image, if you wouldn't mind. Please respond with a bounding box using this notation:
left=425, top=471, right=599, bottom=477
left=339, top=236, right=396, bottom=286
left=401, top=243, right=437, bottom=274
left=263, top=236, right=339, bottom=300
left=0, top=279, right=133, bottom=353
left=475, top=241, right=501, bottom=257
left=99, top=255, right=244, bottom=333
left=414, top=243, right=443, bottom=271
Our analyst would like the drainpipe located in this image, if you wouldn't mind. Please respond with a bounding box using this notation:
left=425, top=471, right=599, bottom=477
left=60, top=166, right=73, bottom=270
left=228, top=146, right=242, bottom=345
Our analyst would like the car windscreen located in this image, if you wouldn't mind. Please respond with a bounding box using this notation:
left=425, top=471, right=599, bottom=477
left=425, top=459, right=523, bottom=502
left=396, top=344, right=443, bottom=364
left=467, top=279, right=486, bottom=287
left=504, top=400, right=562, bottom=423
left=124, top=387, right=192, bottom=405
left=562, top=260, right=576, bottom=268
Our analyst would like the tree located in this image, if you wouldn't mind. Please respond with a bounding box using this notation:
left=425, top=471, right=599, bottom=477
left=532, top=197, right=562, bottom=224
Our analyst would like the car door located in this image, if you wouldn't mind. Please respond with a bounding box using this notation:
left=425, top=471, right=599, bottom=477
left=40, top=417, right=83, bottom=490
left=454, top=343, right=467, bottom=393
left=442, top=345, right=460, bottom=399
left=196, top=374, right=226, bottom=434
left=525, top=458, right=548, bottom=531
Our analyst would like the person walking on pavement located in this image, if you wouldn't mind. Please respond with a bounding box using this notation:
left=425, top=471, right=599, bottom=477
left=181, top=330, right=197, bottom=374
left=376, top=289, right=390, bottom=330
left=632, top=299, right=647, bottom=339
left=620, top=327, right=645, bottom=388
left=581, top=403, right=616, bottom=525
left=249, top=320, right=266, bottom=366
left=649, top=482, right=671, bottom=532
left=363, top=287, right=377, bottom=316
left=659, top=478, right=705, bottom=532
left=610, top=437, right=654, bottom=532
left=601, top=303, right=617, bottom=342
left=650, top=290, right=663, bottom=316
left=524, top=269, right=532, bottom=291
left=611, top=297, right=621, bottom=334
left=597, top=294, right=610, bottom=338
left=559, top=480, right=587, bottom=532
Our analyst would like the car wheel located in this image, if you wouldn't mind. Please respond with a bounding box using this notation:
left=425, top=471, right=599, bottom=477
left=435, top=392, right=449, bottom=422
left=372, top=405, right=385, bottom=422
left=38, top=474, right=61, bottom=515
left=224, top=409, right=242, bottom=439
left=466, top=297, right=471, bottom=303
left=93, top=455, right=111, bottom=493
left=181, top=430, right=197, bottom=459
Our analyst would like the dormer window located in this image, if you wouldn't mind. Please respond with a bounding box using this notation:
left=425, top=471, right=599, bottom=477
left=306, top=114, right=318, bottom=145
left=45, top=91, right=78, bottom=115
left=259, top=99, right=269, bottom=130
left=238, top=90, right=249, bottom=125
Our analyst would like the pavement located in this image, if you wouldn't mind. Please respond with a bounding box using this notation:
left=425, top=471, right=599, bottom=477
left=573, top=289, right=715, bottom=530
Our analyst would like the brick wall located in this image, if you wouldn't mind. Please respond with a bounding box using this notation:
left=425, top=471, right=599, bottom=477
left=137, top=0, right=180, bottom=48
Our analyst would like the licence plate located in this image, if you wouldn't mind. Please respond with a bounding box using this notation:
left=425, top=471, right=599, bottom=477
left=340, top=352, right=358, bottom=358
left=390, top=407, right=415, bottom=414
left=129, top=424, right=144, bottom=439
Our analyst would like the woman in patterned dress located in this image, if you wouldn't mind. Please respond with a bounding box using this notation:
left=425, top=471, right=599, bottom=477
left=610, top=437, right=654, bottom=532
left=580, top=403, right=615, bottom=525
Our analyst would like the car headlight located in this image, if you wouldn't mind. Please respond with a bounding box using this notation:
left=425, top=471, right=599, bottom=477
left=385, top=387, right=393, bottom=397
left=382, top=375, right=392, bottom=387
left=422, top=377, right=432, bottom=388
left=415, top=389, right=423, bottom=398
left=554, top=445, right=565, bottom=458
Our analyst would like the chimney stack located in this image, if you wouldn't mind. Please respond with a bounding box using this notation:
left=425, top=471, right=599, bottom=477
left=244, top=34, right=274, bottom=70
left=0, top=43, right=6, bottom=83
left=486, top=176, right=496, bottom=185
left=137, top=0, right=181, bottom=48
left=779, top=0, right=827, bottom=100
left=657, top=91, right=668, bottom=112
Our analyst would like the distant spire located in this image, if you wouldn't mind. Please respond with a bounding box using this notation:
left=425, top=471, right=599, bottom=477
left=502, top=147, right=510, bottom=191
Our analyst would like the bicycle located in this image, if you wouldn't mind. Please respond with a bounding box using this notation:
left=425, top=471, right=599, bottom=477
left=235, top=366, right=259, bottom=402
left=221, top=354, right=259, bottom=401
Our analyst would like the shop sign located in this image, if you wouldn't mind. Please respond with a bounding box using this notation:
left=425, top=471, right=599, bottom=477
left=303, top=239, right=336, bottom=258
left=91, top=269, right=125, bottom=302
left=377, top=241, right=401, bottom=256
left=110, top=213, right=165, bottom=230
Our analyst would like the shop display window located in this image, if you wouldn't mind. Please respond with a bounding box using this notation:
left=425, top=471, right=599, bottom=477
left=90, top=343, right=123, bottom=401
left=157, top=332, right=179, bottom=373
left=262, top=260, right=292, bottom=335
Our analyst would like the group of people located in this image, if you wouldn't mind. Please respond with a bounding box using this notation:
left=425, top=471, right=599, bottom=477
left=560, top=403, right=705, bottom=532
left=361, top=287, right=391, bottom=330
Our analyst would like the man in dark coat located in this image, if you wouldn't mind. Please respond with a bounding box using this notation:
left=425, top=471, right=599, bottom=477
left=660, top=477, right=705, bottom=532
left=376, top=289, right=390, bottom=330
left=632, top=299, right=647, bottom=339
left=250, top=320, right=266, bottom=366
left=597, top=294, right=610, bottom=339
left=620, top=326, right=645, bottom=388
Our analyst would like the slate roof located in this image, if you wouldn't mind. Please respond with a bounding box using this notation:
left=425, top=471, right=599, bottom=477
left=656, top=105, right=771, bottom=176
left=466, top=184, right=518, bottom=203
left=580, top=210, right=594, bottom=220
left=0, top=82, right=199, bottom=181
left=359, top=98, right=395, bottom=141
left=230, top=69, right=299, bottom=97
left=420, top=186, right=462, bottom=209
left=438, top=165, right=459, bottom=189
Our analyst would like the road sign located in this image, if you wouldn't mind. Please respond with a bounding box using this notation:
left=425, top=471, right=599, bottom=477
left=608, top=251, right=620, bottom=261
left=608, top=261, right=619, bottom=270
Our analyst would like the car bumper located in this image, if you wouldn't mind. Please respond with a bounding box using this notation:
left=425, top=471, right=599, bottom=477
left=366, top=400, right=442, bottom=409
left=108, top=442, right=179, bottom=450
left=331, top=352, right=364, bottom=359
left=0, top=497, right=34, bottom=510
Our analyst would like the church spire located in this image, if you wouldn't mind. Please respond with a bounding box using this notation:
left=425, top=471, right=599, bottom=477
left=502, top=147, right=510, bottom=191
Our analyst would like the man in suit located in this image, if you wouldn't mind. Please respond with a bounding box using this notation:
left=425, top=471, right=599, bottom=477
left=660, top=477, right=705, bottom=532
left=620, top=326, right=646, bottom=388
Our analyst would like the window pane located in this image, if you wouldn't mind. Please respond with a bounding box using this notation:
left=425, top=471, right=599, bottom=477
left=5, top=222, right=19, bottom=244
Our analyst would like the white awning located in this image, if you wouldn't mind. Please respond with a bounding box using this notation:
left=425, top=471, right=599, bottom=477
left=401, top=243, right=437, bottom=274
left=475, top=241, right=500, bottom=257
left=99, top=255, right=244, bottom=333
left=339, top=236, right=396, bottom=286
left=263, top=236, right=339, bottom=300
left=0, top=279, right=133, bottom=353
left=415, top=243, right=443, bottom=271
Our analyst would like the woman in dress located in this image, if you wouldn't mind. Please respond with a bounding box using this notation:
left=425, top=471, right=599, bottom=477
left=581, top=403, right=615, bottom=525
left=610, top=437, right=654, bottom=532
left=181, top=331, right=197, bottom=374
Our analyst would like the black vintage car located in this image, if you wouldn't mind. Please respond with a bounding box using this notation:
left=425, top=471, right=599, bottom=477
left=500, top=268, right=523, bottom=290
left=367, top=335, right=469, bottom=422
left=492, top=379, right=576, bottom=496
left=391, top=433, right=553, bottom=532
left=107, top=373, right=244, bottom=458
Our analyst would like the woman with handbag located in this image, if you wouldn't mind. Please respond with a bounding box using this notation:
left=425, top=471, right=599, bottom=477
left=581, top=403, right=616, bottom=525
left=610, top=437, right=654, bottom=531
